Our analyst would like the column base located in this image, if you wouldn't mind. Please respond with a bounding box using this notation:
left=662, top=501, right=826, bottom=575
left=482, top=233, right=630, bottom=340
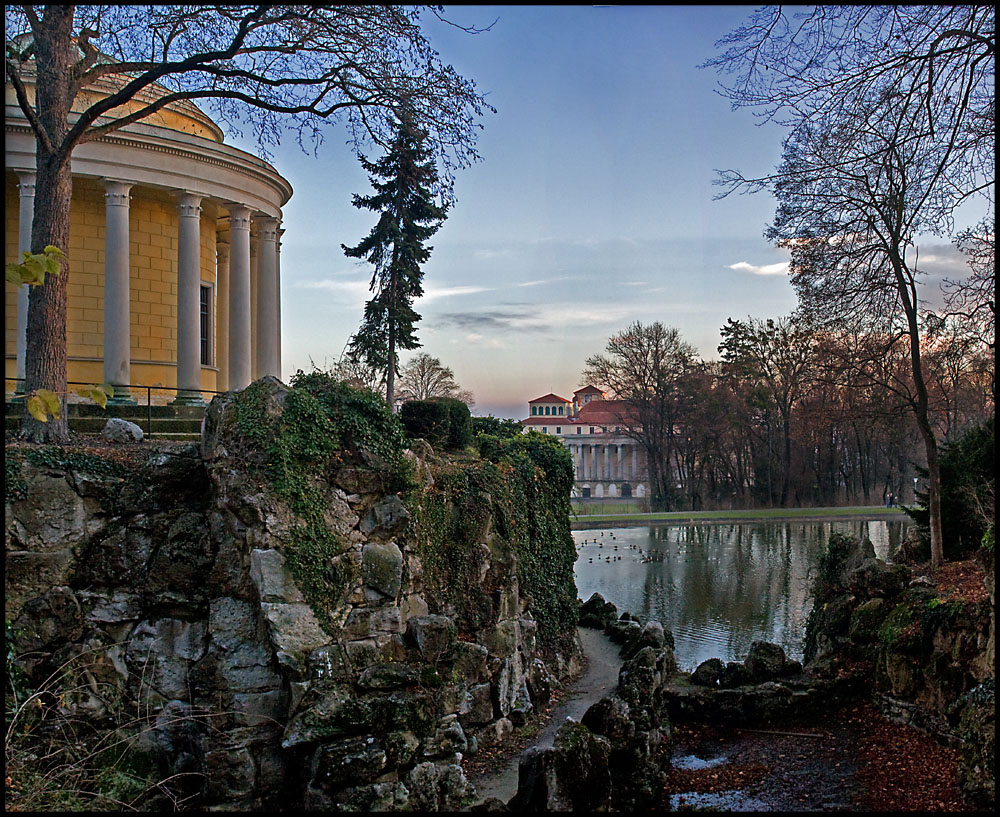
left=107, top=385, right=137, bottom=406
left=170, top=390, right=205, bottom=406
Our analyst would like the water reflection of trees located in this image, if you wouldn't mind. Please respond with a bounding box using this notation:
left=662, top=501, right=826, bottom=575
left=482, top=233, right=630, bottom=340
left=576, top=519, right=910, bottom=666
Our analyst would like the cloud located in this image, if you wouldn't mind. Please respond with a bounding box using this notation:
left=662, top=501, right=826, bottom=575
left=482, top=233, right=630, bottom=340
left=298, top=277, right=370, bottom=300
left=462, top=333, right=506, bottom=348
left=728, top=260, right=790, bottom=276
left=435, top=301, right=636, bottom=335
left=421, top=284, right=495, bottom=302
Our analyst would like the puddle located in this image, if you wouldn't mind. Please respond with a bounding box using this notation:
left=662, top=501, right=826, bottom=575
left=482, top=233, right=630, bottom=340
left=669, top=789, right=773, bottom=811
left=671, top=752, right=729, bottom=771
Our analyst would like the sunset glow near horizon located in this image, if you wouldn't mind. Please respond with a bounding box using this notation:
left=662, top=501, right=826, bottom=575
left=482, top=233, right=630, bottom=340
left=225, top=6, right=976, bottom=419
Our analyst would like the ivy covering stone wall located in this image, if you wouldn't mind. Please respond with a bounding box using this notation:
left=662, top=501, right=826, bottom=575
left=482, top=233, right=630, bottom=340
left=5, top=374, right=583, bottom=811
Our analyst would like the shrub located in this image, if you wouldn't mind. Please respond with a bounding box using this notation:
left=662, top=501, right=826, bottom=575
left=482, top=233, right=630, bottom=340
left=437, top=397, right=473, bottom=450
left=472, top=415, right=523, bottom=439
left=399, top=399, right=452, bottom=448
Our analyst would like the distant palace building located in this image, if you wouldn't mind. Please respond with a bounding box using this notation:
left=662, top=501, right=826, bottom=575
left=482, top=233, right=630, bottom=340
left=5, top=50, right=291, bottom=403
left=520, top=386, right=650, bottom=499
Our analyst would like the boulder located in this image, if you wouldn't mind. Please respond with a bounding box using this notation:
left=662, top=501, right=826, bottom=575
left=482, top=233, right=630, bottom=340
left=405, top=761, right=471, bottom=812
left=509, top=721, right=612, bottom=812
left=691, top=657, right=725, bottom=687
left=744, top=642, right=788, bottom=682
left=102, top=417, right=144, bottom=442
left=579, top=592, right=618, bottom=628
left=621, top=620, right=668, bottom=660
left=846, top=559, right=910, bottom=598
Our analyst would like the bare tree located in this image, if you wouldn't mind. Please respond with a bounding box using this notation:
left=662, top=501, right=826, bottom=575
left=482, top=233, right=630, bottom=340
left=396, top=352, right=474, bottom=407
left=707, top=5, right=994, bottom=567
left=583, top=322, right=698, bottom=512
left=5, top=5, right=494, bottom=442
left=718, top=316, right=815, bottom=507
left=311, top=353, right=385, bottom=396
left=943, top=217, right=996, bottom=356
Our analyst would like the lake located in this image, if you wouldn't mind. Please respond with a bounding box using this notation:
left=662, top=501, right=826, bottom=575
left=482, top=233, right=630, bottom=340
left=573, top=519, right=910, bottom=671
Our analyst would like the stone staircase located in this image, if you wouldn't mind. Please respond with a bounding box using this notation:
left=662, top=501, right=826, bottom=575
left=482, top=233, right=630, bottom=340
left=5, top=400, right=205, bottom=442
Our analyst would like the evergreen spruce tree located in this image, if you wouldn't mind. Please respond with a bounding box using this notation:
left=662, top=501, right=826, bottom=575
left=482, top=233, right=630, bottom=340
left=342, top=108, right=448, bottom=406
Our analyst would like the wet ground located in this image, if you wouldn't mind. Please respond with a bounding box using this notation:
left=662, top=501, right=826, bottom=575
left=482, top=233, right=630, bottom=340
left=665, top=716, right=861, bottom=811
left=663, top=702, right=972, bottom=812
left=464, top=634, right=972, bottom=812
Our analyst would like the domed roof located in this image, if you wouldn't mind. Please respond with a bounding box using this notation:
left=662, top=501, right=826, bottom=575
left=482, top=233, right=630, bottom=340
left=5, top=34, right=225, bottom=143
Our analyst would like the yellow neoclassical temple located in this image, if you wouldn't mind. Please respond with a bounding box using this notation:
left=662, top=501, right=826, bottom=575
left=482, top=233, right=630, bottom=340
left=5, top=63, right=292, bottom=403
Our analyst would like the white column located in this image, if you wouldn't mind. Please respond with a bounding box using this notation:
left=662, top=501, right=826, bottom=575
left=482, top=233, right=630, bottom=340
left=617, top=444, right=624, bottom=481
left=103, top=179, right=135, bottom=403
left=255, top=217, right=280, bottom=379
left=216, top=241, right=230, bottom=391
left=249, top=226, right=259, bottom=380
left=173, top=192, right=204, bottom=403
left=227, top=205, right=252, bottom=390
left=15, top=172, right=35, bottom=392
left=276, top=226, right=284, bottom=381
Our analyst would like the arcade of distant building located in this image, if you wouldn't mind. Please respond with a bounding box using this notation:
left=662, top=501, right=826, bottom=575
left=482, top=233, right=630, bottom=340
left=520, top=386, right=650, bottom=499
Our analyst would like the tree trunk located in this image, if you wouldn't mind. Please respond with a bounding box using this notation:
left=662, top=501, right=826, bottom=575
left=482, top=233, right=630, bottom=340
left=916, top=414, right=945, bottom=567
left=894, top=253, right=944, bottom=568
left=780, top=409, right=791, bottom=507
left=20, top=7, right=76, bottom=444
left=386, top=315, right=396, bottom=408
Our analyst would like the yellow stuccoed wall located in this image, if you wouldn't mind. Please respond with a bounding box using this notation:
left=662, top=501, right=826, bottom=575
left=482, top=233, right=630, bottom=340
left=5, top=176, right=219, bottom=395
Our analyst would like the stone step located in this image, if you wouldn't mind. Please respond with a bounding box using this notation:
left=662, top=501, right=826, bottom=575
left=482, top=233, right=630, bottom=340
left=68, top=416, right=204, bottom=433
left=5, top=415, right=203, bottom=441
left=5, top=400, right=209, bottom=419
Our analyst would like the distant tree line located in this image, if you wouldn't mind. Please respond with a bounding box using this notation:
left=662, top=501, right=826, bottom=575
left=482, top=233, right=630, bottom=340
left=585, top=315, right=993, bottom=514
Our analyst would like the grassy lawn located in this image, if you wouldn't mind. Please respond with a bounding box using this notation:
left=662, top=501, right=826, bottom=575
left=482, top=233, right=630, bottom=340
left=570, top=504, right=909, bottom=526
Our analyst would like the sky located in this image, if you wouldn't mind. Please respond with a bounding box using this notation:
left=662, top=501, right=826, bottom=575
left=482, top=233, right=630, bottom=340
left=223, top=6, right=974, bottom=420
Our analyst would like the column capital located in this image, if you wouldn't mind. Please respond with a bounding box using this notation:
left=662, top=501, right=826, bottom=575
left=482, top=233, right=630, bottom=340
left=177, top=191, right=203, bottom=218
left=103, top=179, right=134, bottom=207
left=225, top=203, right=252, bottom=231
left=16, top=171, right=36, bottom=194
left=255, top=216, right=280, bottom=243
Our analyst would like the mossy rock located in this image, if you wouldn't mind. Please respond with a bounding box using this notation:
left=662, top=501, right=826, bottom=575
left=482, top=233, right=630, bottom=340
left=361, top=541, right=403, bottom=599
left=848, top=597, right=890, bottom=644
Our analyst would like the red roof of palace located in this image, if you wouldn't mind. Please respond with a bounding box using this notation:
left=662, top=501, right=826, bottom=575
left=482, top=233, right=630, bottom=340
left=528, top=393, right=571, bottom=404
left=574, top=385, right=604, bottom=395
left=574, top=399, right=637, bottom=426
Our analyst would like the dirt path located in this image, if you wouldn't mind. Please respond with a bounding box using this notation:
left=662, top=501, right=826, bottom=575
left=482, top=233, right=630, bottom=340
left=466, top=627, right=623, bottom=806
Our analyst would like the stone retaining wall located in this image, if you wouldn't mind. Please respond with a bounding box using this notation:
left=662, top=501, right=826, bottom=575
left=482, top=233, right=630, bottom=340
left=5, top=381, right=581, bottom=811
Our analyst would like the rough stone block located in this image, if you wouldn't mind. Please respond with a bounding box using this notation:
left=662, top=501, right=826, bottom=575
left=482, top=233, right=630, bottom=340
left=311, top=736, right=387, bottom=789
left=405, top=615, right=456, bottom=663
left=6, top=469, right=107, bottom=552
left=4, top=550, right=76, bottom=620
left=260, top=602, right=331, bottom=656
left=250, top=549, right=305, bottom=603
left=12, top=586, right=84, bottom=653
